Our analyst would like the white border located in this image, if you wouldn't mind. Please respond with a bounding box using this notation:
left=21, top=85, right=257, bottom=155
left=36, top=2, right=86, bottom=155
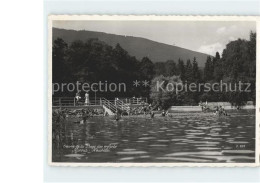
left=48, top=15, right=260, bottom=167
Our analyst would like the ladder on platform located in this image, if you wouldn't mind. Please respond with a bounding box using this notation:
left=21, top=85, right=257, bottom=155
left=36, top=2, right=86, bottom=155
left=101, top=98, right=130, bottom=115
left=100, top=98, right=117, bottom=115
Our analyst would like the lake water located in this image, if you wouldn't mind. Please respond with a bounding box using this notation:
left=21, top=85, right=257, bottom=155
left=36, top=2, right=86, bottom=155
left=52, top=110, right=255, bottom=163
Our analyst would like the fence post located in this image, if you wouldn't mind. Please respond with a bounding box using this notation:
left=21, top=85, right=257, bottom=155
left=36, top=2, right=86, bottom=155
left=74, top=97, right=76, bottom=106
left=59, top=98, right=61, bottom=107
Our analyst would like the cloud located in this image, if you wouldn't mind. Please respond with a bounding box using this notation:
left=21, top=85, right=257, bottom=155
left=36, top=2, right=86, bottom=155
left=197, top=42, right=224, bottom=56
left=216, top=25, right=238, bottom=35
left=202, top=25, right=240, bottom=55
left=228, top=36, right=236, bottom=41
left=216, top=27, right=226, bottom=34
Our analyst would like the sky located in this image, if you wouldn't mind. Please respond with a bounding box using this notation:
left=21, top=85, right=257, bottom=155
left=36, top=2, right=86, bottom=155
left=53, top=20, right=256, bottom=56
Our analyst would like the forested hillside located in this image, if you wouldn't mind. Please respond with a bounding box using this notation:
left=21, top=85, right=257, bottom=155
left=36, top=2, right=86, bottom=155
left=52, top=32, right=256, bottom=107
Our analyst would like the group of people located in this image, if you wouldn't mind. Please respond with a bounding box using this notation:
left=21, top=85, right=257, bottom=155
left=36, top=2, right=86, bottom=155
left=199, top=101, right=229, bottom=116
left=199, top=101, right=210, bottom=112
left=132, top=104, right=156, bottom=118
left=114, top=103, right=156, bottom=120
left=214, top=105, right=229, bottom=116
left=54, top=108, right=104, bottom=122
left=128, top=105, right=150, bottom=115
left=75, top=91, right=89, bottom=105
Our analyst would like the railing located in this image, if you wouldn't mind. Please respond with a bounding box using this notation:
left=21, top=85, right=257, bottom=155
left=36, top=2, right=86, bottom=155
left=115, top=99, right=124, bottom=109
left=100, top=97, right=117, bottom=113
left=118, top=98, right=148, bottom=105
left=52, top=97, right=102, bottom=107
left=52, top=97, right=148, bottom=107
left=115, top=99, right=130, bottom=111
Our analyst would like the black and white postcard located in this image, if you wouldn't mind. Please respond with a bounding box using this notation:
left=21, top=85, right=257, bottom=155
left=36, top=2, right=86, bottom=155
left=48, top=15, right=259, bottom=166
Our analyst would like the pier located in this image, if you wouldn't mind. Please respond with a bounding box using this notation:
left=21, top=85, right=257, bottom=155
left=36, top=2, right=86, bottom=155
left=52, top=97, right=148, bottom=115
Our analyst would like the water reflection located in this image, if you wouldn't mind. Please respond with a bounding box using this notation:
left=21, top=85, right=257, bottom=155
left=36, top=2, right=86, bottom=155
left=52, top=110, right=255, bottom=163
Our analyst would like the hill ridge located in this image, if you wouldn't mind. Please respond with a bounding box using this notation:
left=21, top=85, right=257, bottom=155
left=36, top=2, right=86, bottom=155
left=52, top=27, right=211, bottom=67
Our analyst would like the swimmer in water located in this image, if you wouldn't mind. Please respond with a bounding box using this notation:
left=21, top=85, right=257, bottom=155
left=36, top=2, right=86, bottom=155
left=115, top=109, right=121, bottom=121
left=214, top=106, right=219, bottom=116
left=220, top=106, right=229, bottom=116
left=214, top=106, right=229, bottom=116
left=150, top=111, right=155, bottom=118
left=81, top=109, right=89, bottom=124
left=161, top=110, right=166, bottom=117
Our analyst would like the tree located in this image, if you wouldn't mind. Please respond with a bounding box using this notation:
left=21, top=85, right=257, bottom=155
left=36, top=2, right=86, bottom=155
left=215, top=52, right=220, bottom=60
left=177, top=59, right=185, bottom=80
left=138, top=57, right=155, bottom=97
left=212, top=51, right=220, bottom=74
left=209, top=32, right=256, bottom=106
left=139, top=57, right=155, bottom=80
left=185, top=59, right=193, bottom=82
left=52, top=38, right=71, bottom=84
left=154, top=62, right=166, bottom=76
left=213, top=52, right=223, bottom=81
left=204, top=56, right=213, bottom=81
left=165, top=60, right=177, bottom=76
left=248, top=31, right=256, bottom=78
left=150, top=75, right=183, bottom=109
left=177, top=59, right=185, bottom=81
left=192, top=57, right=201, bottom=82
left=248, top=31, right=256, bottom=104
left=52, top=38, right=142, bottom=98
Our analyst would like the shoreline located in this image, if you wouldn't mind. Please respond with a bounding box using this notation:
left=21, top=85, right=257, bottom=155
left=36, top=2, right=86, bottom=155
left=169, top=105, right=255, bottom=112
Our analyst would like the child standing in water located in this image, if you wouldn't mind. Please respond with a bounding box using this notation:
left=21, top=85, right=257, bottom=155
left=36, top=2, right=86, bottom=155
left=150, top=111, right=155, bottom=118
left=75, top=91, right=81, bottom=105
left=84, top=91, right=89, bottom=105
left=115, top=109, right=121, bottom=121
left=82, top=109, right=88, bottom=124
left=161, top=110, right=166, bottom=117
